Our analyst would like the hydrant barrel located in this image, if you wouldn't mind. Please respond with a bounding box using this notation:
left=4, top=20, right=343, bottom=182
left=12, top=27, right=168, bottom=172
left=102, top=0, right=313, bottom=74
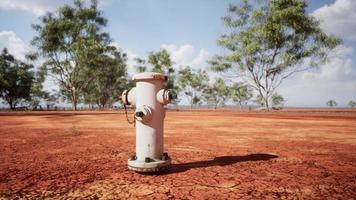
left=123, top=72, right=171, bottom=172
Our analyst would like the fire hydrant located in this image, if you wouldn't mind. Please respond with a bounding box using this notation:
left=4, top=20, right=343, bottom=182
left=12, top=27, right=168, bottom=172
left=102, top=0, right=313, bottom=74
left=121, top=72, right=172, bottom=172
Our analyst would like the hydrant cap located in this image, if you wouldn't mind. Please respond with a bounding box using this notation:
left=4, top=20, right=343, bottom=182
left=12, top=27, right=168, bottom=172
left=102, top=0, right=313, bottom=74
left=132, top=72, right=167, bottom=82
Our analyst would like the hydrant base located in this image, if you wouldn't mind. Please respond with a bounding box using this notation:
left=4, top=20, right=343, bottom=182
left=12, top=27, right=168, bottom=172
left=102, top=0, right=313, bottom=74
left=128, top=158, right=171, bottom=173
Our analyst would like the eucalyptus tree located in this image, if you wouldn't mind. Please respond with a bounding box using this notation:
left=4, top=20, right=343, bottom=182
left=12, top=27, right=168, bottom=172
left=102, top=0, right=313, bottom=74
left=326, top=100, right=337, bottom=108
left=177, top=67, right=209, bottom=108
left=31, top=0, right=117, bottom=110
left=348, top=100, right=356, bottom=108
left=210, top=0, right=341, bottom=110
left=29, top=70, right=47, bottom=110
left=0, top=49, right=34, bottom=109
left=203, top=78, right=229, bottom=109
left=82, top=51, right=128, bottom=108
left=254, top=95, right=265, bottom=107
left=271, top=93, right=284, bottom=108
left=25, top=53, right=48, bottom=110
left=229, top=82, right=252, bottom=107
left=43, top=93, right=59, bottom=110
left=135, top=58, right=147, bottom=73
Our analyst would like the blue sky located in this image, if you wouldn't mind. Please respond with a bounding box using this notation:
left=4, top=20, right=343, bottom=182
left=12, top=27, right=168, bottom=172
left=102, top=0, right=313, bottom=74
left=0, top=0, right=355, bottom=107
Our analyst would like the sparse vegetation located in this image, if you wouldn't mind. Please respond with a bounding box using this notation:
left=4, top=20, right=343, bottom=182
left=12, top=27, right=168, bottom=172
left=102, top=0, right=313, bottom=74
left=31, top=0, right=127, bottom=110
left=326, top=100, right=337, bottom=108
left=203, top=78, right=229, bottom=109
left=229, top=82, right=252, bottom=108
left=347, top=100, right=356, bottom=108
left=0, top=0, right=348, bottom=110
left=0, top=49, right=34, bottom=110
left=210, top=0, right=341, bottom=110
left=271, top=93, right=285, bottom=109
left=68, top=125, right=79, bottom=136
left=177, top=67, right=209, bottom=108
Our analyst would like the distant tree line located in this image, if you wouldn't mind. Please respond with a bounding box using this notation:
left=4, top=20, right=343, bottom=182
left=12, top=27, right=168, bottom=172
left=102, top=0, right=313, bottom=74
left=1, top=0, right=350, bottom=111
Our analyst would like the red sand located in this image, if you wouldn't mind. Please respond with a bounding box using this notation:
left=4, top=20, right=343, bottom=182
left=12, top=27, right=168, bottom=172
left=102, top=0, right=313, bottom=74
left=0, top=110, right=355, bottom=199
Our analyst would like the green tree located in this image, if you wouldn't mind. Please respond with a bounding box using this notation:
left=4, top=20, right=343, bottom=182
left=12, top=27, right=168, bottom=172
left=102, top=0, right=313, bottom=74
left=83, top=51, right=128, bottom=108
left=230, top=82, right=252, bottom=107
left=326, top=100, right=337, bottom=108
left=203, top=78, right=229, bottom=109
left=254, top=94, right=265, bottom=107
left=271, top=93, right=285, bottom=109
left=211, top=0, right=341, bottom=110
left=31, top=0, right=115, bottom=110
left=29, top=71, right=47, bottom=110
left=43, top=93, right=59, bottom=110
left=177, top=67, right=209, bottom=108
left=27, top=53, right=48, bottom=110
left=256, top=93, right=284, bottom=109
left=348, top=100, right=356, bottom=108
left=0, top=48, right=34, bottom=110
left=135, top=58, right=147, bottom=73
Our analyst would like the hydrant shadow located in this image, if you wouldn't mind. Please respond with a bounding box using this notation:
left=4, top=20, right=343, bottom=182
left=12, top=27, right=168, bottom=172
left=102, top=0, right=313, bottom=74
left=159, top=153, right=278, bottom=175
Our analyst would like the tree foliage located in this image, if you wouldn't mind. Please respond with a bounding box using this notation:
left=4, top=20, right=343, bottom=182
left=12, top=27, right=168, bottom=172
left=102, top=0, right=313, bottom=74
left=0, top=49, right=34, bottom=109
left=348, top=100, right=356, bottom=108
left=271, top=93, right=284, bottom=108
left=203, top=78, right=229, bottom=109
left=229, top=82, right=252, bottom=107
left=26, top=53, right=48, bottom=110
left=83, top=51, right=128, bottom=108
left=31, top=0, right=122, bottom=110
left=211, top=0, right=341, bottom=110
left=178, top=67, right=209, bottom=108
left=326, top=100, right=337, bottom=108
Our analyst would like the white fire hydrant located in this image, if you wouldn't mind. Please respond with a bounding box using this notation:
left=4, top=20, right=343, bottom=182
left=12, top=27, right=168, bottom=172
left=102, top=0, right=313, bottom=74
left=121, top=72, right=172, bottom=172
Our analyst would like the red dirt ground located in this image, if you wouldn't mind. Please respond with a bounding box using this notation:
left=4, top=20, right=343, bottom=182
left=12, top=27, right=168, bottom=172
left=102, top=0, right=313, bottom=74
left=0, top=109, right=355, bottom=199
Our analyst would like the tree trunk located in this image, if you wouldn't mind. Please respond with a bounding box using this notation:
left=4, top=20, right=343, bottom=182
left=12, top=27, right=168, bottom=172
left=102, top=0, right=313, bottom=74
left=72, top=94, right=77, bottom=111
left=7, top=98, right=16, bottom=110
left=72, top=100, right=77, bottom=111
left=264, top=96, right=270, bottom=111
left=9, top=101, right=14, bottom=110
left=71, top=88, right=77, bottom=111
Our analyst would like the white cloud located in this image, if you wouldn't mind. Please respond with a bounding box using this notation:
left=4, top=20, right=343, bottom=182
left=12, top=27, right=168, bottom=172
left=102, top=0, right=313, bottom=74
left=161, top=44, right=194, bottom=66
left=192, top=49, right=210, bottom=67
left=0, top=30, right=28, bottom=60
left=313, top=0, right=356, bottom=41
left=123, top=49, right=139, bottom=75
left=160, top=44, right=210, bottom=69
left=279, top=45, right=356, bottom=107
left=0, top=0, right=112, bottom=16
left=0, top=0, right=54, bottom=16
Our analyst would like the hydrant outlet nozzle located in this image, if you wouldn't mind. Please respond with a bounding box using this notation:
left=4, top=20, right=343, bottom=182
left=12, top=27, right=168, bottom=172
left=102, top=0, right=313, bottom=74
left=135, top=111, right=144, bottom=118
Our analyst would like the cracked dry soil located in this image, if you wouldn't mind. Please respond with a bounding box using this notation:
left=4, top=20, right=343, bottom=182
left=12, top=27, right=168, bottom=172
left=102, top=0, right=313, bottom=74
left=0, top=109, right=355, bottom=199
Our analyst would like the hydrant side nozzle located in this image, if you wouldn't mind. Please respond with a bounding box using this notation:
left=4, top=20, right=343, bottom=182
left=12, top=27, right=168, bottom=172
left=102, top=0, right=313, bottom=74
left=121, top=89, right=130, bottom=105
left=135, top=111, right=144, bottom=118
left=121, top=87, right=136, bottom=106
left=157, top=89, right=172, bottom=105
